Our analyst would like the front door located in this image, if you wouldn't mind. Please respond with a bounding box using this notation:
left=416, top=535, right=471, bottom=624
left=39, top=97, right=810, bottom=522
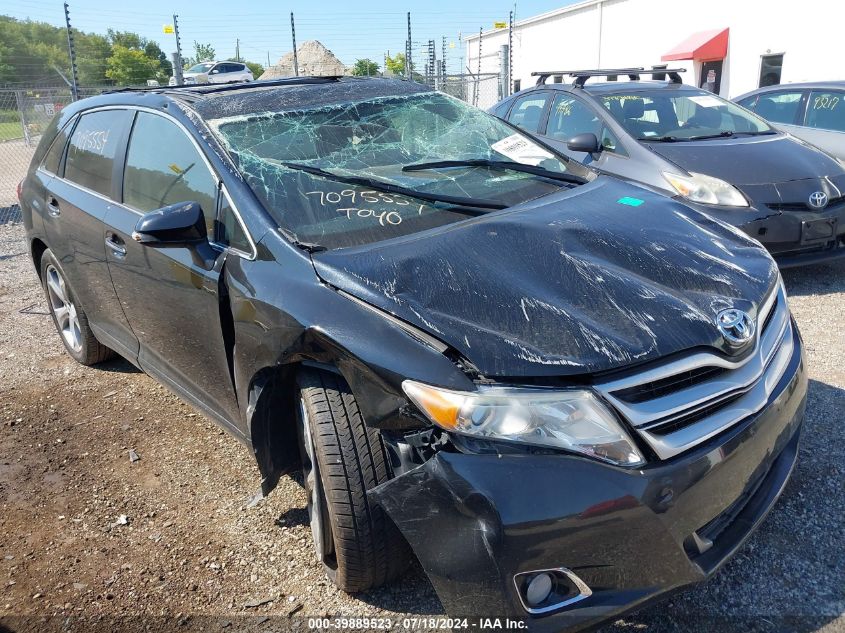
left=105, top=110, right=241, bottom=430
left=541, top=92, right=630, bottom=175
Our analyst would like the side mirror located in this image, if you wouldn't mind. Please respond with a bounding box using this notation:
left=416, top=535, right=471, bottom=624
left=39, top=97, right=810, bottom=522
left=567, top=132, right=601, bottom=154
left=132, top=201, right=216, bottom=269
left=210, top=69, right=219, bottom=74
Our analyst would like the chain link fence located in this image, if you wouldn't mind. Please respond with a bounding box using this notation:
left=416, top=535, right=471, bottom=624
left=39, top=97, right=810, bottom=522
left=0, top=75, right=506, bottom=225
left=0, top=87, right=105, bottom=224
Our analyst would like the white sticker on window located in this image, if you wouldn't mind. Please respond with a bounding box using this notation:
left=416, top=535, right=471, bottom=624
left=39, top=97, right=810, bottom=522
left=688, top=95, right=723, bottom=108
left=491, top=134, right=554, bottom=166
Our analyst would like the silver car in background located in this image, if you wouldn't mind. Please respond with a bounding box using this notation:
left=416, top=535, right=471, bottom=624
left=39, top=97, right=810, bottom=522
left=168, top=61, right=253, bottom=86
left=735, top=81, right=845, bottom=161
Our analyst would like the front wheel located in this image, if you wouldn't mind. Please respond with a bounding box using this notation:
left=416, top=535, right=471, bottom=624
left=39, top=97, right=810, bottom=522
left=40, top=249, right=113, bottom=366
left=296, top=368, right=409, bottom=592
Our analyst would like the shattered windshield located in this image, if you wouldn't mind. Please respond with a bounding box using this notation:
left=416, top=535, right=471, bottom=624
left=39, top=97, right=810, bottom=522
left=209, top=91, right=590, bottom=250
left=600, top=90, right=773, bottom=141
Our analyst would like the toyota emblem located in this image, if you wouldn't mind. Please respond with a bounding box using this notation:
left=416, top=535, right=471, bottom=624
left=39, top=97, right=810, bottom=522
left=808, top=191, right=828, bottom=209
left=716, top=308, right=755, bottom=347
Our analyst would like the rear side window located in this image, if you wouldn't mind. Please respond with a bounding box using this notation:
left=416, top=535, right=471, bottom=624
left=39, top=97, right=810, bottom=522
left=123, top=112, right=218, bottom=235
left=751, top=91, right=803, bottom=125
left=507, top=93, right=550, bottom=133
left=805, top=91, right=845, bottom=132
left=64, top=110, right=132, bottom=197
left=42, top=120, right=73, bottom=175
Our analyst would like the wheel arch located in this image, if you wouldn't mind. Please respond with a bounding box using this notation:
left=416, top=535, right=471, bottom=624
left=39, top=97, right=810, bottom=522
left=31, top=237, right=48, bottom=279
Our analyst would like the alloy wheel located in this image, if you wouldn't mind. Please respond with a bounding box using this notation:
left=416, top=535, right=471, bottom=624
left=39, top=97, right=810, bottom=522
left=45, top=264, right=82, bottom=353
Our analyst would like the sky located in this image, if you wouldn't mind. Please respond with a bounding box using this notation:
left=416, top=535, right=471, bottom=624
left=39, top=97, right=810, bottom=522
left=6, top=0, right=581, bottom=73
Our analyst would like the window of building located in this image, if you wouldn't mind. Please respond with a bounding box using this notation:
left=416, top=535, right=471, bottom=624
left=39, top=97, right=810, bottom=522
left=123, top=112, right=218, bottom=236
left=506, top=92, right=550, bottom=133
left=553, top=75, right=563, bottom=84
left=759, top=54, right=784, bottom=88
left=805, top=90, right=845, bottom=132
left=513, top=79, right=521, bottom=92
left=64, top=110, right=132, bottom=197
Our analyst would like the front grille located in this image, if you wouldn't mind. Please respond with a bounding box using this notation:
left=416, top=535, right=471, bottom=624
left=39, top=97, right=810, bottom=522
left=594, top=282, right=794, bottom=460
left=767, top=196, right=845, bottom=212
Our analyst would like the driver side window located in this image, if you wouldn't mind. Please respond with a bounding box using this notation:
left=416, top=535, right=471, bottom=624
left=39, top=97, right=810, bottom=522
left=123, top=112, right=218, bottom=236
left=547, top=94, right=624, bottom=155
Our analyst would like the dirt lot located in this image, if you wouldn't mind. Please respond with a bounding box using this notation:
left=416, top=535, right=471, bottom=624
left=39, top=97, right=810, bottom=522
left=0, top=218, right=843, bottom=633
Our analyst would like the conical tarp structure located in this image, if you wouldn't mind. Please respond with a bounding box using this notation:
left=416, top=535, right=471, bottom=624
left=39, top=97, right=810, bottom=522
left=259, top=40, right=347, bottom=79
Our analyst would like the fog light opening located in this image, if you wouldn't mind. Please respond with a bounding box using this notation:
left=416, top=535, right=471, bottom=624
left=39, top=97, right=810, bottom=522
left=514, top=567, right=592, bottom=615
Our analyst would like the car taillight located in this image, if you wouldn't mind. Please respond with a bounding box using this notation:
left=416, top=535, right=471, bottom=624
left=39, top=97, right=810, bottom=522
left=16, top=180, right=22, bottom=203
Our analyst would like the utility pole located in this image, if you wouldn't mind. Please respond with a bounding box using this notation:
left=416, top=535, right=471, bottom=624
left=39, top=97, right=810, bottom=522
left=290, top=12, right=299, bottom=76
left=441, top=36, right=447, bottom=82
left=475, top=27, right=482, bottom=106
left=267, top=51, right=271, bottom=67
left=235, top=38, right=240, bottom=62
left=508, top=11, right=514, bottom=96
left=173, top=14, right=184, bottom=85
left=405, top=12, right=412, bottom=79
left=63, top=3, right=79, bottom=100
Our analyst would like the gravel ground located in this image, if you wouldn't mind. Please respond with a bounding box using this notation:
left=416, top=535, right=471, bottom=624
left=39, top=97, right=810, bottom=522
left=0, top=219, right=843, bottom=633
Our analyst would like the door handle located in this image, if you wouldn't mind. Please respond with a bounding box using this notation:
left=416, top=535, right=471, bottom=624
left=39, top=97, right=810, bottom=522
left=47, top=197, right=61, bottom=217
left=105, top=233, right=127, bottom=257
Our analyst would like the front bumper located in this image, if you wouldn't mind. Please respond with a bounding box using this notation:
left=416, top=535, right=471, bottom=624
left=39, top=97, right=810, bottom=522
left=370, top=328, right=807, bottom=631
left=686, top=199, right=845, bottom=268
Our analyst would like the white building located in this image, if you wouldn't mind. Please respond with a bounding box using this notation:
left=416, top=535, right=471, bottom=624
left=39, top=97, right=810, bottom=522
left=465, top=0, right=844, bottom=107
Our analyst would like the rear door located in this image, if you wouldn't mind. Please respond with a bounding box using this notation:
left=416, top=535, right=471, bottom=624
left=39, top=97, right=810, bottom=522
left=800, top=89, right=845, bottom=160
left=104, top=109, right=244, bottom=429
left=42, top=108, right=139, bottom=359
left=504, top=91, right=553, bottom=134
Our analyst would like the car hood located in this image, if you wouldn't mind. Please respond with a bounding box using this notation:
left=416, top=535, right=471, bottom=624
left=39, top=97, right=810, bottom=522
left=646, top=134, right=844, bottom=185
left=313, top=178, right=778, bottom=378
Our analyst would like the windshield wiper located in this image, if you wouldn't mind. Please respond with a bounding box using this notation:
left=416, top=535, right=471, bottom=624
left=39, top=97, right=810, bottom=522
left=640, top=135, right=680, bottom=142
left=281, top=162, right=506, bottom=211
left=402, top=159, right=587, bottom=185
left=686, top=131, right=739, bottom=141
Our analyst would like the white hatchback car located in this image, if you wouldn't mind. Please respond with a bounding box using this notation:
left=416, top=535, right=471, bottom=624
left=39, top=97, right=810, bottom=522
left=169, top=61, right=253, bottom=86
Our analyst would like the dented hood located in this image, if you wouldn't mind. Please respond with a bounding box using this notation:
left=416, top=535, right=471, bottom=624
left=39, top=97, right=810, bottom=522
left=313, top=178, right=778, bottom=378
left=647, top=133, right=844, bottom=185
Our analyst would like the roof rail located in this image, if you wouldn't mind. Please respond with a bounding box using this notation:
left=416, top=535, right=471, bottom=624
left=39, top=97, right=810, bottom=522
left=104, top=75, right=343, bottom=96
left=531, top=67, right=686, bottom=87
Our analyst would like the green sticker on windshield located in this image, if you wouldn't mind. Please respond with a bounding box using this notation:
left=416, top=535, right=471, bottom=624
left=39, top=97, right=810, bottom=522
left=617, top=196, right=644, bottom=207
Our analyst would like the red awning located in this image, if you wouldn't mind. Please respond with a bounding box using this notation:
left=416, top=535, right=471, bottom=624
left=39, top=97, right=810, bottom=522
left=661, top=28, right=729, bottom=62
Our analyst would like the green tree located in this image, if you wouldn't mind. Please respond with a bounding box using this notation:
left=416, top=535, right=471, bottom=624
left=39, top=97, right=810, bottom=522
left=351, top=58, right=379, bottom=76
left=384, top=52, right=408, bottom=76
left=106, top=44, right=159, bottom=85
left=189, top=42, right=216, bottom=66
left=145, top=41, right=173, bottom=82
left=107, top=29, right=145, bottom=50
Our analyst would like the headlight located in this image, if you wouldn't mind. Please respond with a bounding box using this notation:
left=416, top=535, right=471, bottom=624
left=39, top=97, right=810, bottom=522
left=663, top=171, right=749, bottom=207
left=402, top=381, right=645, bottom=467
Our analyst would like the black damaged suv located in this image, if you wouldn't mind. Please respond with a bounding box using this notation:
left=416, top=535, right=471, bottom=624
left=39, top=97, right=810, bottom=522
left=19, top=77, right=806, bottom=630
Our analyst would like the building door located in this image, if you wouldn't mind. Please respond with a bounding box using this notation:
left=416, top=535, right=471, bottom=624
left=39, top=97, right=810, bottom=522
left=700, top=60, right=723, bottom=94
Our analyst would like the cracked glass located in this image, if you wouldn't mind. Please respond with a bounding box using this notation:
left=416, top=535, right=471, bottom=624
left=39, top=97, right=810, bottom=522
left=209, top=91, right=591, bottom=250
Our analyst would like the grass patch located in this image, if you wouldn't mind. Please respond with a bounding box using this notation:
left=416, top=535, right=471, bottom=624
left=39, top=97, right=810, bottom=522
left=0, top=121, right=24, bottom=142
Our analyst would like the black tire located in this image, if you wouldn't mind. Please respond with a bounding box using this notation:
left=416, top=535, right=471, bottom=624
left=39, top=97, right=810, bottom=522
left=40, top=249, right=114, bottom=366
left=296, top=368, right=409, bottom=592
